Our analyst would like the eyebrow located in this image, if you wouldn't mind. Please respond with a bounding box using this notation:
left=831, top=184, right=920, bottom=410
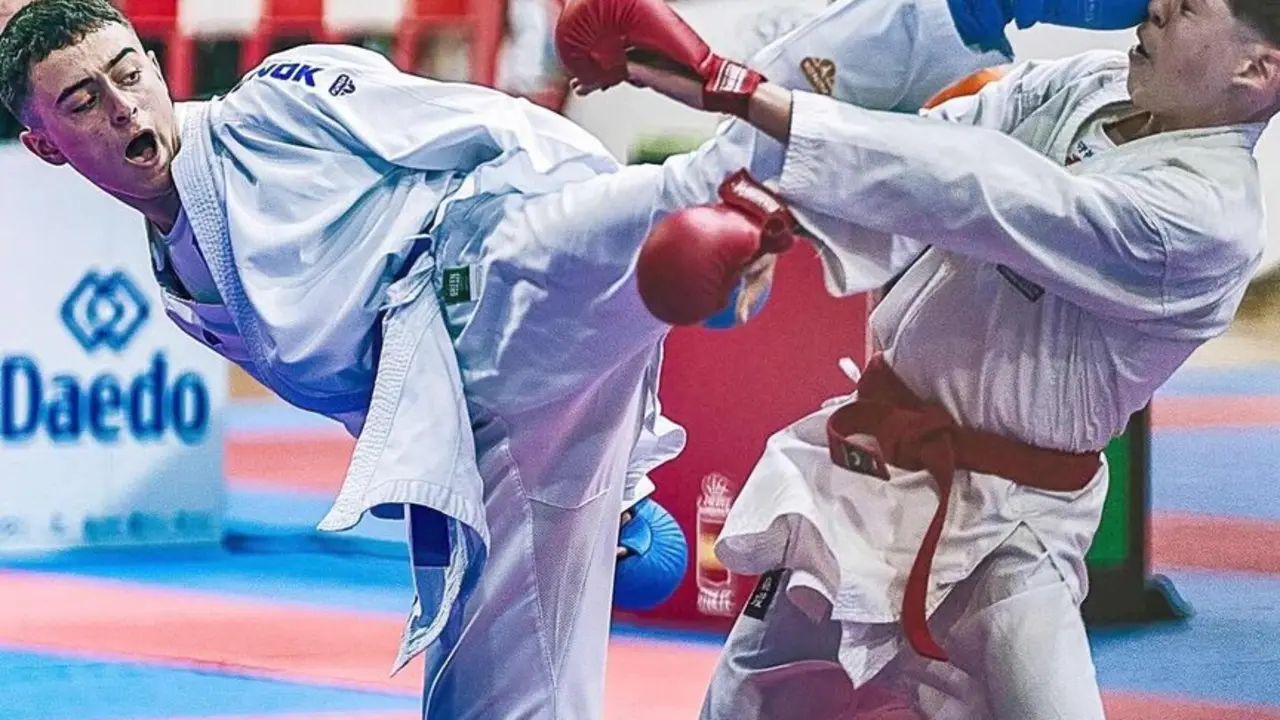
left=55, top=47, right=137, bottom=106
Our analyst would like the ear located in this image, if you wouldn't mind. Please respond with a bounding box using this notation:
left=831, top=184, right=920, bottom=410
left=20, top=128, right=68, bottom=166
left=1239, top=45, right=1280, bottom=93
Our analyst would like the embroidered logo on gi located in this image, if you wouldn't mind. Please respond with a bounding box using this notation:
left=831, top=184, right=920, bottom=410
left=442, top=267, right=474, bottom=305
left=1065, top=140, right=1094, bottom=166
left=800, top=57, right=836, bottom=96
left=996, top=265, right=1045, bottom=302
left=253, top=62, right=324, bottom=88
left=743, top=569, right=789, bottom=620
left=329, top=74, right=356, bottom=97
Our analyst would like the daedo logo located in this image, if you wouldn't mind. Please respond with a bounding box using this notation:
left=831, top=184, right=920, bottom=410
left=61, top=270, right=149, bottom=352
left=1, top=271, right=211, bottom=446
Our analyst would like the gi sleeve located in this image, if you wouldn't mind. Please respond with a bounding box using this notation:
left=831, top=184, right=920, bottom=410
left=654, top=0, right=1016, bottom=295
left=655, top=113, right=932, bottom=296
left=221, top=44, right=615, bottom=176
left=776, top=88, right=1260, bottom=337
left=659, top=0, right=1004, bottom=204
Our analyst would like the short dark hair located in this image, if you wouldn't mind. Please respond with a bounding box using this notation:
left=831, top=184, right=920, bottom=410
left=1232, top=0, right=1280, bottom=47
left=0, top=0, right=131, bottom=120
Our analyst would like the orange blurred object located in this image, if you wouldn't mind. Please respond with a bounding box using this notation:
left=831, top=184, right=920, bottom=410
left=922, top=66, right=1008, bottom=109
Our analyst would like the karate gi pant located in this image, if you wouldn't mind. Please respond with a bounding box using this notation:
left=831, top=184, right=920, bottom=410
left=699, top=525, right=1107, bottom=720
left=416, top=164, right=683, bottom=719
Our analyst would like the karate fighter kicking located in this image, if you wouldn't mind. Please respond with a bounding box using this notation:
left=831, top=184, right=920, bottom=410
left=558, top=0, right=1274, bottom=716
left=2, top=0, right=1144, bottom=716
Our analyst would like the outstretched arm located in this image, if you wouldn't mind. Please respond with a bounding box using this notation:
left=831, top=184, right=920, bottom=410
left=562, top=0, right=1019, bottom=304
left=629, top=55, right=1249, bottom=331
left=557, top=0, right=1161, bottom=313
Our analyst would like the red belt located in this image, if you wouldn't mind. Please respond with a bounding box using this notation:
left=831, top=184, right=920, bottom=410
left=825, top=354, right=1101, bottom=662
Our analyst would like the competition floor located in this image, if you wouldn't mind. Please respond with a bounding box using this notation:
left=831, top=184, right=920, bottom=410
left=4, top=364, right=1280, bottom=720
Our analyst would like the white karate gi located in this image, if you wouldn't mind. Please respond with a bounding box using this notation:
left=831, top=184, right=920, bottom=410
left=139, top=0, right=1010, bottom=715
left=700, top=50, right=1266, bottom=719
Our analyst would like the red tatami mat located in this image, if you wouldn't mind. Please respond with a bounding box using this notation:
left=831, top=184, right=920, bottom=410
left=1103, top=695, right=1280, bottom=720
left=4, top=568, right=1280, bottom=720
left=0, top=569, right=420, bottom=695
left=227, top=435, right=354, bottom=493
left=1153, top=512, right=1280, bottom=574
left=1153, top=396, right=1280, bottom=429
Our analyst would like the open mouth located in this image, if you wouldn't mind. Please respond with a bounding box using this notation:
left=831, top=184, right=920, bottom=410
left=1133, top=30, right=1152, bottom=61
left=125, top=129, right=159, bottom=166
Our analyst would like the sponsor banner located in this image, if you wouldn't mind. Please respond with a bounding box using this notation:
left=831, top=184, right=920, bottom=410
left=0, top=146, right=226, bottom=554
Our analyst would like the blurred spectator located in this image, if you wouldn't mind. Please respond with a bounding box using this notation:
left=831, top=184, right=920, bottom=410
left=495, top=0, right=567, bottom=111
left=415, top=27, right=473, bottom=83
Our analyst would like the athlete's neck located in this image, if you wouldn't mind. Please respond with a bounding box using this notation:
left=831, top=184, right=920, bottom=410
left=104, top=173, right=181, bottom=234
left=1105, top=110, right=1163, bottom=145
left=120, top=185, right=182, bottom=234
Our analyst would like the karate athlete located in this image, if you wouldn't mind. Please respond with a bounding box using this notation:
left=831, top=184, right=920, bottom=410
left=3, top=0, right=1140, bottom=718
left=558, top=0, right=1273, bottom=716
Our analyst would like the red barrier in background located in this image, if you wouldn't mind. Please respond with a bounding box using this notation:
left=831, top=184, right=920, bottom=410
left=117, top=0, right=501, bottom=100
left=616, top=247, right=871, bottom=633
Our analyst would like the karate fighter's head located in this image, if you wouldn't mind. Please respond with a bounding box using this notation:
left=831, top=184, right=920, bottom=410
left=0, top=0, right=178, bottom=206
left=1129, top=0, right=1280, bottom=128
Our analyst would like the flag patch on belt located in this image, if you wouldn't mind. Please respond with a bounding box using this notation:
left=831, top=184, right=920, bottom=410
left=835, top=441, right=886, bottom=478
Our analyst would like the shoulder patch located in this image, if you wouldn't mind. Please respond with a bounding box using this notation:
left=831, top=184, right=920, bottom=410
left=800, top=57, right=836, bottom=96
